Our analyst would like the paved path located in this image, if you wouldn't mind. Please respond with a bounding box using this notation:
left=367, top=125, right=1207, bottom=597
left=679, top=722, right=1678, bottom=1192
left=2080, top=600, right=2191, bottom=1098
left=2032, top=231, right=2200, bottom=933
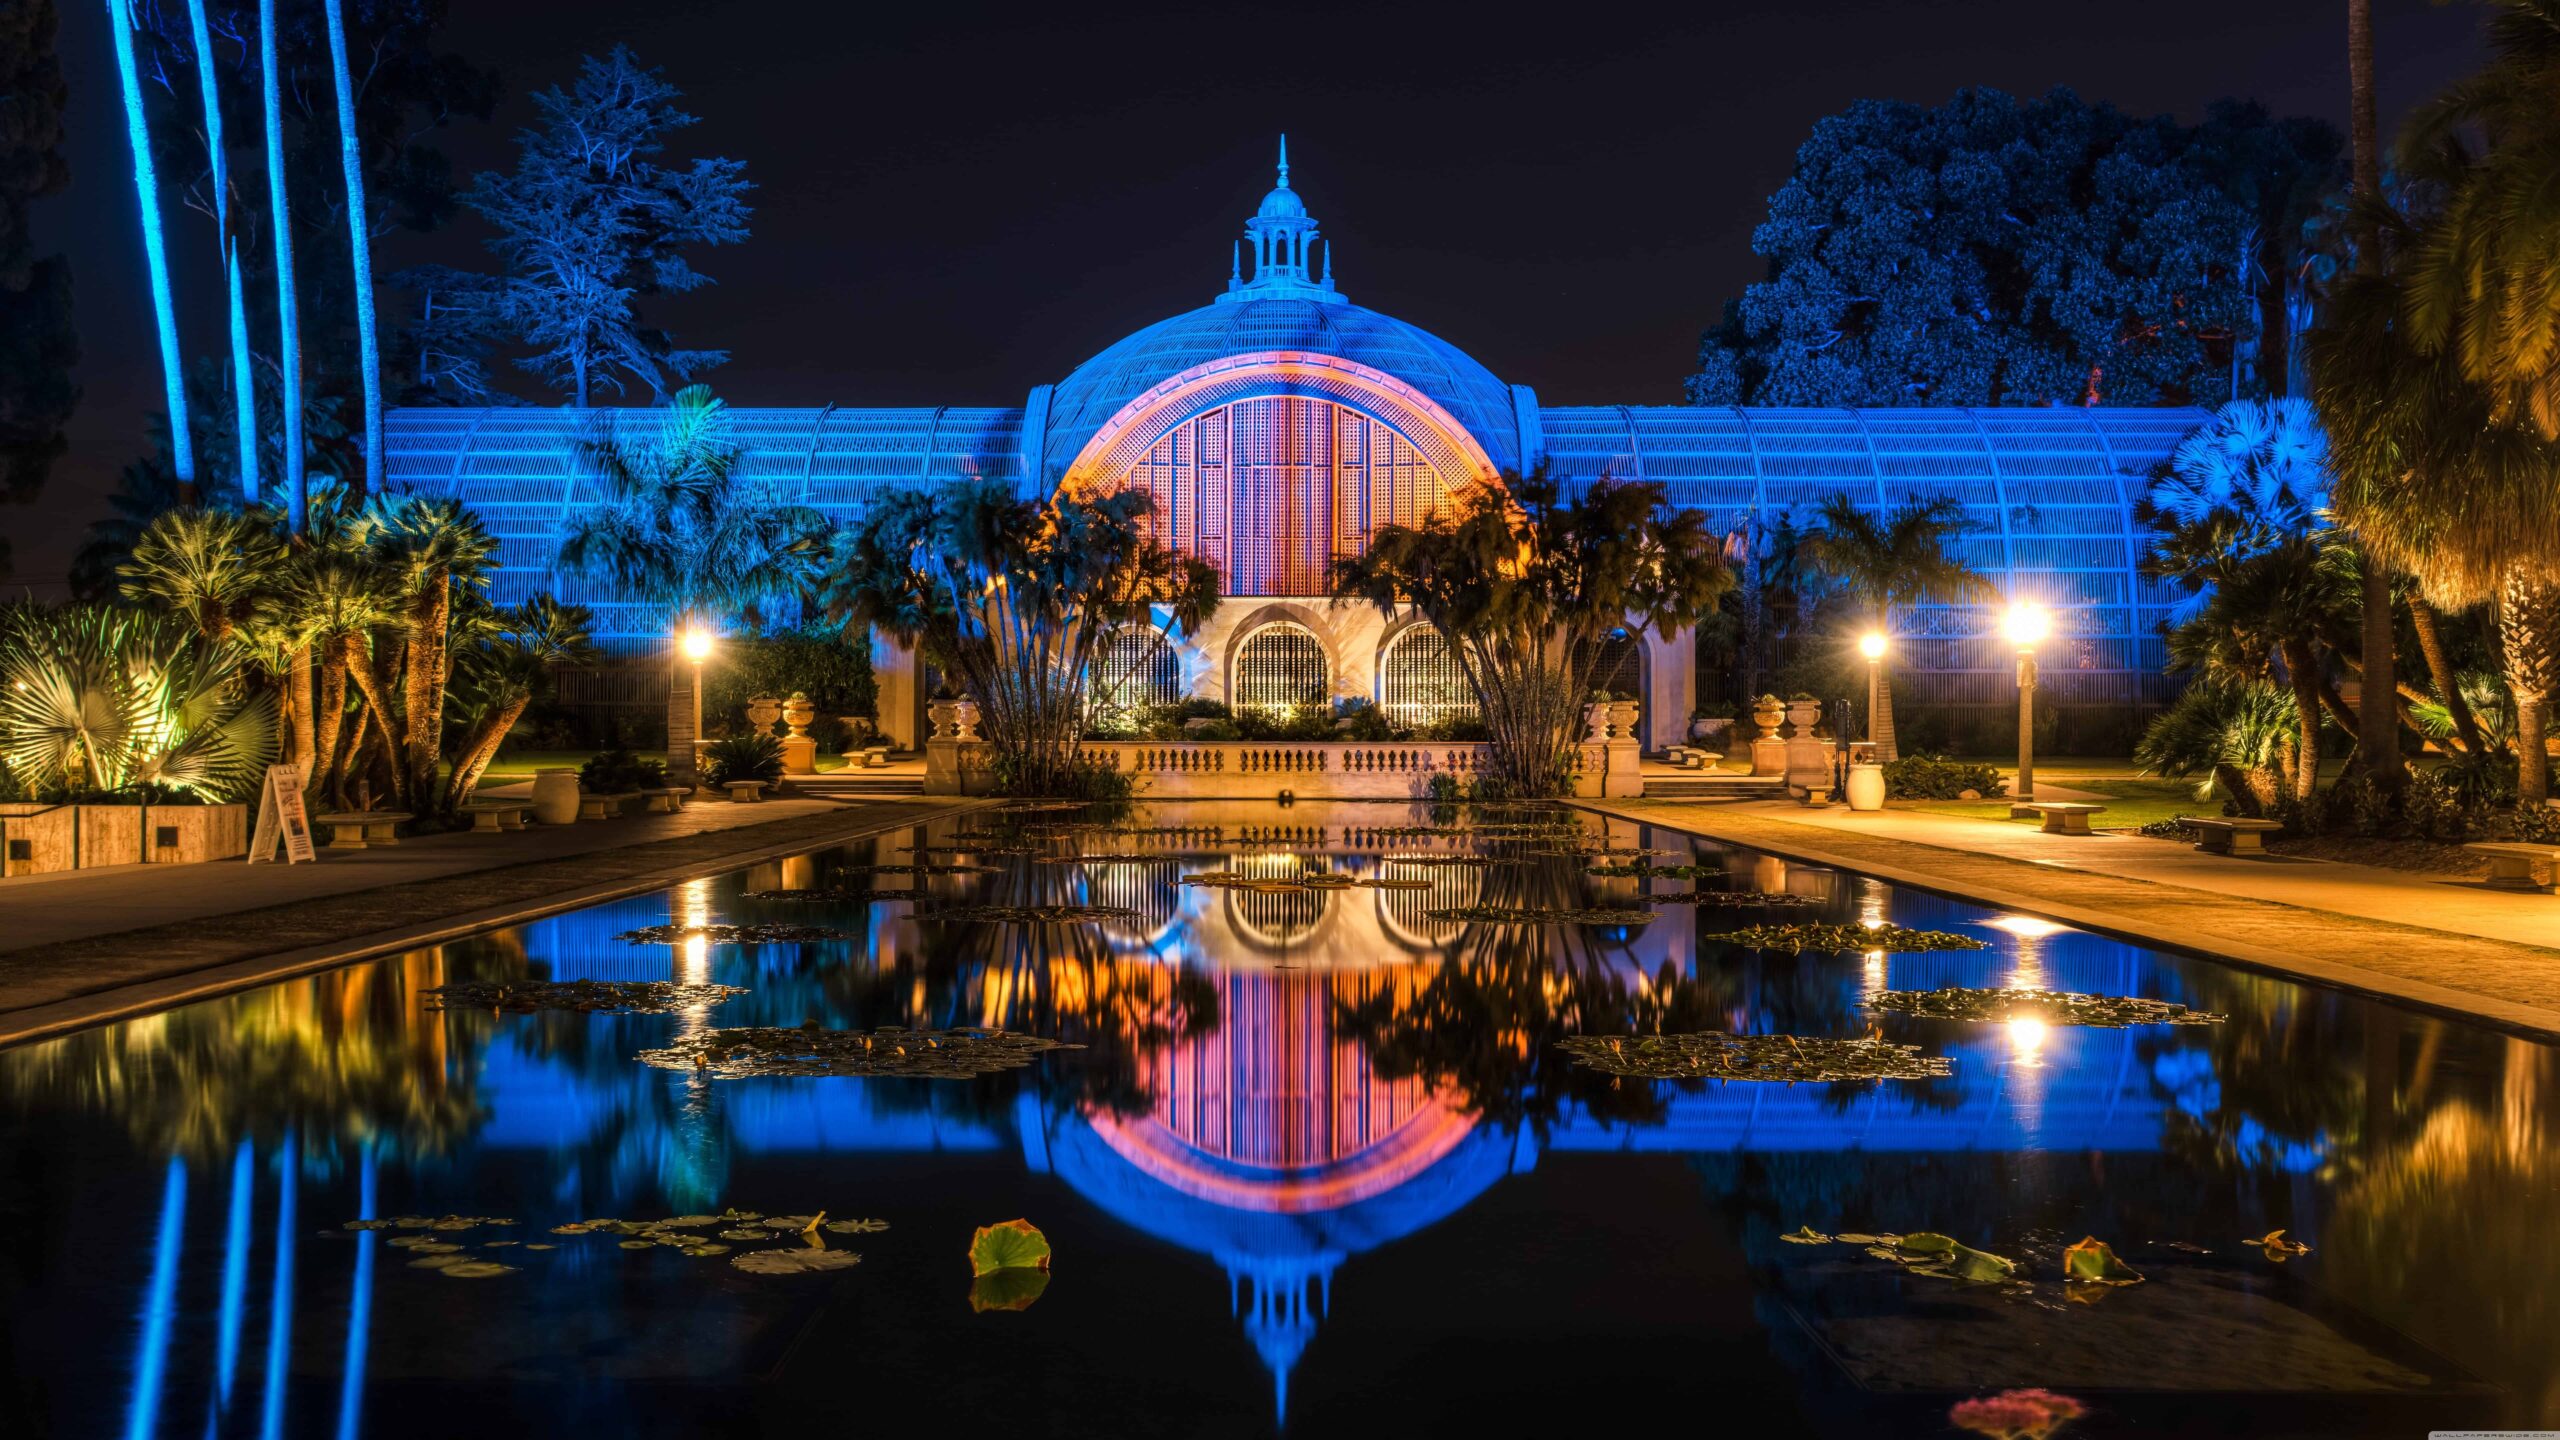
left=0, top=793, right=977, bottom=1046
left=1587, top=796, right=2560, bottom=1040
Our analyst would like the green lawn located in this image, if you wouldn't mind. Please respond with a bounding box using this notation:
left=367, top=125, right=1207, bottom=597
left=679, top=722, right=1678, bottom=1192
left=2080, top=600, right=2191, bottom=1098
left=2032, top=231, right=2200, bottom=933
left=1900, top=776, right=2209, bottom=830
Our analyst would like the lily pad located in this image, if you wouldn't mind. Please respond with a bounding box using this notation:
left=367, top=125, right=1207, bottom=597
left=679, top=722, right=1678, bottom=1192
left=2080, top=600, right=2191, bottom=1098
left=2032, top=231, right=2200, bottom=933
left=1704, top=923, right=1989, bottom=954
left=680, top=1244, right=731, bottom=1258
left=424, top=980, right=746, bottom=1015
left=2061, top=1236, right=2144, bottom=1286
left=439, top=1261, right=518, bottom=1279
left=1636, top=891, right=1819, bottom=909
left=390, top=1239, right=465, bottom=1254
left=1892, top=1231, right=2019, bottom=1283
left=1379, top=854, right=1522, bottom=868
left=1780, top=1225, right=1834, bottom=1244
left=2249, top=1228, right=2312, bottom=1261
left=730, top=1247, right=862, bottom=1276
left=616, top=924, right=859, bottom=945
left=407, top=1254, right=470, bottom=1270
left=1868, top=986, right=2223, bottom=1026
left=825, top=1219, right=890, bottom=1235
left=617, top=1240, right=655, bottom=1251
left=1585, top=862, right=1722, bottom=879
left=1422, top=906, right=1656, bottom=926
left=639, top=1025, right=1084, bottom=1079
left=970, top=1219, right=1051, bottom=1278
left=1558, top=1032, right=1951, bottom=1083
left=900, top=842, right=1041, bottom=856
left=969, top=1267, right=1052, bottom=1313
left=719, top=1228, right=770, bottom=1242
left=1038, top=853, right=1180, bottom=866
left=759, top=1214, right=824, bottom=1231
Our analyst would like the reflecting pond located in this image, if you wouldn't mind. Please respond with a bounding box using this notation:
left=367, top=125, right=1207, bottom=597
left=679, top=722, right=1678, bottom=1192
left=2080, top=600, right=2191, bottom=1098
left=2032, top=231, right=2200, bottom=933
left=2, top=800, right=2553, bottom=1438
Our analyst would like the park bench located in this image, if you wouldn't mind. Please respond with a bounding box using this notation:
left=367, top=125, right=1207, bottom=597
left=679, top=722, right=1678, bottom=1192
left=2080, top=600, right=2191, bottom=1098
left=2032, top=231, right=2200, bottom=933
left=858, top=746, right=892, bottom=768
left=2464, top=841, right=2560, bottom=891
left=641, top=786, right=693, bottom=814
left=463, top=801, right=529, bottom=833
left=577, top=792, right=636, bottom=821
left=2016, top=801, right=2107, bottom=836
left=723, top=780, right=768, bottom=803
left=315, top=810, right=411, bottom=850
left=2188, top=817, right=2285, bottom=856
left=1797, top=782, right=1833, bottom=806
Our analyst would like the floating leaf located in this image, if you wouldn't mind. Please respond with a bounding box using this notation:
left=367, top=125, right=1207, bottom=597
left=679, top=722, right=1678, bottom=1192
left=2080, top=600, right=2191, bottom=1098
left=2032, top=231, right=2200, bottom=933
left=617, top=1240, right=654, bottom=1251
left=1780, top=1225, right=1834, bottom=1245
left=425, top=980, right=747, bottom=1015
left=825, top=1219, right=890, bottom=1235
left=391, top=1239, right=465, bottom=1254
left=920, top=904, right=1141, bottom=926
left=1895, top=1232, right=2019, bottom=1283
left=1558, top=1032, right=1951, bottom=1083
left=617, top=924, right=859, bottom=945
left=1038, top=853, right=1179, bottom=866
left=1423, top=906, right=1656, bottom=926
left=2061, top=1236, right=2144, bottom=1286
left=1867, top=986, right=2224, bottom=1027
left=1584, top=862, right=1722, bottom=879
left=639, top=1026, right=1083, bottom=1079
left=1379, top=853, right=1522, bottom=868
left=439, top=1261, right=517, bottom=1279
left=719, top=1228, right=769, bottom=1242
left=2250, top=1228, right=2312, bottom=1261
left=730, top=1247, right=862, bottom=1276
left=759, top=1214, right=824, bottom=1232
left=969, top=1268, right=1052, bottom=1313
left=1636, top=891, right=1819, bottom=909
left=1705, top=923, right=1988, bottom=954
left=680, top=1244, right=731, bottom=1258
left=407, top=1254, right=470, bottom=1270
left=969, top=1219, right=1052, bottom=1277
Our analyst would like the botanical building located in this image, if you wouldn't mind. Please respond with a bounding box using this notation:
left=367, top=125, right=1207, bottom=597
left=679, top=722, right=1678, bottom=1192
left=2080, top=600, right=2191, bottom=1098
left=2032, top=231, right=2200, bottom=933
left=385, top=144, right=2207, bottom=749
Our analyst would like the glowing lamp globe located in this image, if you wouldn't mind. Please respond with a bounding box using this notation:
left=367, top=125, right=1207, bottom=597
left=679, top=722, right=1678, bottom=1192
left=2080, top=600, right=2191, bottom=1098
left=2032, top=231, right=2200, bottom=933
left=679, top=627, right=714, bottom=663
left=1858, top=632, right=1887, bottom=661
left=2003, top=603, right=2049, bottom=649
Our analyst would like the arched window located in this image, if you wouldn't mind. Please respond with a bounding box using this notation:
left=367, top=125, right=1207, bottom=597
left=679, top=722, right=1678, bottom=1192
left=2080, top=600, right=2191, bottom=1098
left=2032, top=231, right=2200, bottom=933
left=1090, top=624, right=1180, bottom=721
left=1376, top=625, right=1478, bottom=730
left=1232, top=620, right=1329, bottom=713
left=1581, top=629, right=1641, bottom=699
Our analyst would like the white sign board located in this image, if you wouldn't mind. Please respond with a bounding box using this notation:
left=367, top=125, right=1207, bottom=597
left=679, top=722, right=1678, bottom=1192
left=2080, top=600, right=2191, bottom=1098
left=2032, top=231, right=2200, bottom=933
left=247, top=763, right=317, bottom=864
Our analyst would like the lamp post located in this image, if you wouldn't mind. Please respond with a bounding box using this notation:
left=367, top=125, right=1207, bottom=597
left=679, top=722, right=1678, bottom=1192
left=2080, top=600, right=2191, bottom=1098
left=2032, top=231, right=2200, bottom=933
left=1858, top=631, right=1888, bottom=762
left=675, top=624, right=713, bottom=781
left=2004, top=602, right=2048, bottom=802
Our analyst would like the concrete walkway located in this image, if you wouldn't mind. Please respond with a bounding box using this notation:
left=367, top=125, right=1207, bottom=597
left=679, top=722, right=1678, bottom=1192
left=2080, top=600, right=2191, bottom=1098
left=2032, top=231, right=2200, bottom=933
left=0, top=792, right=978, bottom=1047
left=1586, top=795, right=2560, bottom=1039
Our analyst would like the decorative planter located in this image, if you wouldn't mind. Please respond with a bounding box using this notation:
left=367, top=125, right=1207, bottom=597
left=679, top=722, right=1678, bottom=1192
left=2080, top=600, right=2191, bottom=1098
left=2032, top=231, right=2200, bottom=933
left=531, top=768, right=583, bottom=825
left=1845, top=763, right=1886, bottom=812
left=782, top=694, right=815, bottom=738
left=746, top=695, right=784, bottom=735
left=1605, top=700, right=1640, bottom=741
left=1783, top=699, right=1823, bottom=737
left=953, top=699, right=982, bottom=743
left=1752, top=700, right=1785, bottom=735
left=926, top=698, right=960, bottom=741
left=1583, top=703, right=1611, bottom=745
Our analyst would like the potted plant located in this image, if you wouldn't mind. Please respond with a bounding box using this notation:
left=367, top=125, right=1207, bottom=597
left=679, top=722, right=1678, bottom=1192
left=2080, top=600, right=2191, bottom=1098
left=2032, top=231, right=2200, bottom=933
left=704, top=734, right=786, bottom=793
left=1752, top=693, right=1786, bottom=735
left=1784, top=691, right=1824, bottom=736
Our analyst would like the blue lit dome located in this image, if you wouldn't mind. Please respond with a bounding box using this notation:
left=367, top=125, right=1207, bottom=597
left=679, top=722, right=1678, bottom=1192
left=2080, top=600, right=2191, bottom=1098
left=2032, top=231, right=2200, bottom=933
left=1041, top=296, right=1519, bottom=479
left=1256, top=182, right=1307, bottom=219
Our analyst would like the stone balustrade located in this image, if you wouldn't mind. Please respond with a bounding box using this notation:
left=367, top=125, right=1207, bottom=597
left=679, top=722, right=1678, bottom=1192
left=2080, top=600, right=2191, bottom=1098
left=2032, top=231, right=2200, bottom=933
left=925, top=724, right=1641, bottom=799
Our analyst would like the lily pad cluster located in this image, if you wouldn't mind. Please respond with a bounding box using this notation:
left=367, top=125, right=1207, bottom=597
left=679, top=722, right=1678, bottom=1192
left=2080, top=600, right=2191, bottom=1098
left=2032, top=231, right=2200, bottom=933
left=615, top=923, right=860, bottom=945
left=921, top=903, right=1143, bottom=926
left=549, top=1208, right=883, bottom=1272
left=1379, top=853, right=1520, bottom=869
left=736, top=887, right=946, bottom=905
left=1585, top=862, right=1722, bottom=879
left=1421, top=905, right=1656, bottom=926
left=1704, top=923, right=1989, bottom=954
left=1637, top=891, right=1820, bottom=909
left=1780, top=1226, right=2021, bottom=1282
left=1866, top=986, right=2227, bottom=1027
left=422, top=981, right=747, bottom=1015
left=900, top=842, right=1042, bottom=856
left=1558, top=1032, right=1952, bottom=1083
left=1533, top=845, right=1679, bottom=858
left=638, top=1025, right=1086, bottom=1079
left=345, top=1215, right=522, bottom=1277
left=1038, top=853, right=1181, bottom=866
left=1179, top=871, right=1433, bottom=893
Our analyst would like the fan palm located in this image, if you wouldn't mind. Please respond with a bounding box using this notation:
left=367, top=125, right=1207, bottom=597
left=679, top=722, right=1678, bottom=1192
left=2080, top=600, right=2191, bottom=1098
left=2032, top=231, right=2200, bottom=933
left=118, top=508, right=287, bottom=644
left=2135, top=675, right=2300, bottom=817
left=368, top=496, right=496, bottom=807
left=1797, top=494, right=1993, bottom=763
left=439, top=594, right=597, bottom=813
left=0, top=607, right=277, bottom=800
left=556, top=386, right=832, bottom=631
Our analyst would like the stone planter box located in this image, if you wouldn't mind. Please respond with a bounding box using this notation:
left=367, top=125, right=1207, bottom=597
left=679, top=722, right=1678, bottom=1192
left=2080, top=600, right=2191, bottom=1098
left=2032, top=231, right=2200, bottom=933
left=0, top=802, right=248, bottom=876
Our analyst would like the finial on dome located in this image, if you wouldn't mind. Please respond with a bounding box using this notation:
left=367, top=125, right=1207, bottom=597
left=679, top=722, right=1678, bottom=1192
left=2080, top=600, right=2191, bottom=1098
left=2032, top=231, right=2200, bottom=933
left=1277, top=133, right=1290, bottom=189
left=1219, top=137, right=1345, bottom=306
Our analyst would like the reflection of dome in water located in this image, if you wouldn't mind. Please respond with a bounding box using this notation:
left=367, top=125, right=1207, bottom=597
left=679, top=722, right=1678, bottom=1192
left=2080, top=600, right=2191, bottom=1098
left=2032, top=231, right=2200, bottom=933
left=1043, top=966, right=1501, bottom=1424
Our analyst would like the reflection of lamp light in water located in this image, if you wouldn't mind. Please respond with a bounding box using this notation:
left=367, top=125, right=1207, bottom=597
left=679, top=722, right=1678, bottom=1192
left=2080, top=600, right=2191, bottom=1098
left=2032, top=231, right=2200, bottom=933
left=1862, top=949, right=1886, bottom=997
left=1983, top=914, right=2068, bottom=940
left=679, top=934, right=709, bottom=987
left=1982, top=912, right=2060, bottom=991
left=2006, top=1014, right=2048, bottom=1065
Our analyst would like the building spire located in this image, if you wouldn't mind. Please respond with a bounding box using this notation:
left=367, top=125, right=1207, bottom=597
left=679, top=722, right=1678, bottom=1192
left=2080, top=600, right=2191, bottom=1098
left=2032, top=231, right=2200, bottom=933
left=1217, top=134, right=1345, bottom=306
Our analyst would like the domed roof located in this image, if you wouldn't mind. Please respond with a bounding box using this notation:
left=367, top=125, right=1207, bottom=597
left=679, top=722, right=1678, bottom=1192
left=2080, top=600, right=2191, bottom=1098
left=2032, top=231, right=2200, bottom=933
left=1042, top=296, right=1519, bottom=480
left=1256, top=183, right=1307, bottom=220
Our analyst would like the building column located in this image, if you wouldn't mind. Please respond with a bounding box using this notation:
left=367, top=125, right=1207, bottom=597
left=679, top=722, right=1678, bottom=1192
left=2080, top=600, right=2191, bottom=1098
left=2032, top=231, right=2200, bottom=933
left=873, top=630, right=920, bottom=751
left=1642, top=624, right=1694, bottom=753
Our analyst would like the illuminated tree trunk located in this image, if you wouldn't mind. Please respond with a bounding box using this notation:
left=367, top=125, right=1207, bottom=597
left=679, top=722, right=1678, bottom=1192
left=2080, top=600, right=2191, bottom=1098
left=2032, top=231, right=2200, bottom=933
left=259, top=0, right=306, bottom=531
left=310, top=634, right=353, bottom=797
left=2280, top=637, right=2324, bottom=801
left=399, top=577, right=451, bottom=808
left=443, top=693, right=528, bottom=812
left=322, top=0, right=383, bottom=502
left=2499, top=567, right=2558, bottom=804
left=186, top=0, right=259, bottom=503
left=2410, top=597, right=2485, bottom=755
left=345, top=632, right=409, bottom=807
left=2347, top=0, right=2403, bottom=791
left=105, top=0, right=198, bottom=500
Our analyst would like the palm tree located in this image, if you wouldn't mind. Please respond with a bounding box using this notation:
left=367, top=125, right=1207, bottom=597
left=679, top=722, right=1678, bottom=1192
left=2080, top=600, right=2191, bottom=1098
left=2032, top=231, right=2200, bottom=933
left=264, top=541, right=393, bottom=803
left=0, top=607, right=277, bottom=800
left=1797, top=494, right=1993, bottom=763
left=104, top=0, right=198, bottom=501
left=2346, top=0, right=2403, bottom=792
left=2137, top=676, right=2303, bottom=820
left=258, top=0, right=305, bottom=531
left=321, top=0, right=383, bottom=501
left=439, top=595, right=596, bottom=811
left=369, top=497, right=496, bottom=808
left=2139, top=399, right=2354, bottom=800
left=118, top=508, right=287, bottom=645
left=185, top=0, right=259, bottom=503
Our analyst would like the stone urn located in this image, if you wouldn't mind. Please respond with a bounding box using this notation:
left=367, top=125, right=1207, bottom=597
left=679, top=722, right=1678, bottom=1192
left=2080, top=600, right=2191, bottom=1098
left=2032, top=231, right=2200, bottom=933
left=1752, top=696, right=1785, bottom=736
left=778, top=692, right=819, bottom=776
left=1605, top=699, right=1640, bottom=741
left=745, top=694, right=784, bottom=735
left=926, top=698, right=959, bottom=741
left=953, top=698, right=983, bottom=742
left=530, top=768, right=582, bottom=826
left=1689, top=713, right=1725, bottom=745
left=1845, top=763, right=1886, bottom=812
left=781, top=692, right=815, bottom=738
left=1783, top=697, right=1823, bottom=737
left=1583, top=702, right=1611, bottom=745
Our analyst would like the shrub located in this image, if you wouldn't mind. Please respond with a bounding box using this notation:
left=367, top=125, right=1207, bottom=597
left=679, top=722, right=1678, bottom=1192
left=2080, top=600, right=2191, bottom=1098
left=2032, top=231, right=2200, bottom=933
left=579, top=748, right=666, bottom=794
left=1332, top=698, right=1402, bottom=741
left=1414, top=714, right=1492, bottom=742
left=1234, top=706, right=1338, bottom=741
left=1882, top=753, right=2007, bottom=800
left=703, top=734, right=784, bottom=788
left=700, top=626, right=878, bottom=754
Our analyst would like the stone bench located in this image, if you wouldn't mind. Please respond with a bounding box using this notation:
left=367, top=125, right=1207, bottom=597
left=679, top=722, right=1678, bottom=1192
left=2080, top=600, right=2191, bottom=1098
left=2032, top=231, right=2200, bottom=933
left=858, top=746, right=892, bottom=768
left=315, top=810, right=412, bottom=850
left=722, top=780, right=768, bottom=803
left=577, top=792, right=636, bottom=821
left=1663, top=748, right=1720, bottom=771
left=2016, top=801, right=2107, bottom=836
left=1796, top=782, right=1833, bottom=806
left=463, top=801, right=529, bottom=833
left=2464, top=841, right=2560, bottom=891
left=641, top=786, right=693, bottom=814
left=2189, top=817, right=2285, bottom=855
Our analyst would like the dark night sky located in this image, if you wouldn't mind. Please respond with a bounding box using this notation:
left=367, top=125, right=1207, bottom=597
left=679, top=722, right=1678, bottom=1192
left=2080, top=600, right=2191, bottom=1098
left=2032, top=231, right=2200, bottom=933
left=8, top=0, right=2488, bottom=589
